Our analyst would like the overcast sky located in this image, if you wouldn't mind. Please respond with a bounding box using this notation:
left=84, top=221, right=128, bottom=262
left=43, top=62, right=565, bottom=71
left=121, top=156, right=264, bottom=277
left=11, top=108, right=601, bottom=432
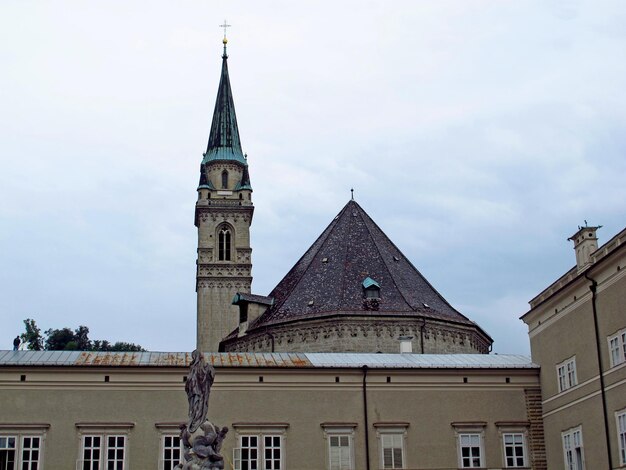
left=1, top=1, right=625, bottom=354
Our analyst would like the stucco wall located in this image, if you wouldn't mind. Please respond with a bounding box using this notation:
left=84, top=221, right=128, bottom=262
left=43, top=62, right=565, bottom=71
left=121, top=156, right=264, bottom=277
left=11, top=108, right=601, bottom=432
left=0, top=365, right=541, bottom=470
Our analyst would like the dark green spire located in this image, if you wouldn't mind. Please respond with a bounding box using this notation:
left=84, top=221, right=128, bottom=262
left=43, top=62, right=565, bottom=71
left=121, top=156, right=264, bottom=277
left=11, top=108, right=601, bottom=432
left=203, top=40, right=246, bottom=165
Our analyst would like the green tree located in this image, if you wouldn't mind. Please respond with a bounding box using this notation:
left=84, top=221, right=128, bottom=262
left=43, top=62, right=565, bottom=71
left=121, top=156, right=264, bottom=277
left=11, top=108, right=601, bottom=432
left=91, top=340, right=110, bottom=351
left=45, top=327, right=77, bottom=350
left=74, top=325, right=92, bottom=350
left=21, top=318, right=43, bottom=351
left=21, top=319, right=145, bottom=352
left=108, top=342, right=145, bottom=352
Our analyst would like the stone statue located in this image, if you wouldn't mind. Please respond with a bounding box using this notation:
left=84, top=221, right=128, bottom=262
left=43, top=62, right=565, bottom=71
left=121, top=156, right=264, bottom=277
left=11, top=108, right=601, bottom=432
left=186, top=349, right=215, bottom=433
left=176, top=350, right=228, bottom=470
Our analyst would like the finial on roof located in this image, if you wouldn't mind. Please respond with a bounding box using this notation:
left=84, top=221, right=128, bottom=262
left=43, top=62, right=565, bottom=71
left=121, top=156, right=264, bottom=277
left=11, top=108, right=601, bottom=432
left=220, top=20, right=231, bottom=57
left=351, top=188, right=354, bottom=200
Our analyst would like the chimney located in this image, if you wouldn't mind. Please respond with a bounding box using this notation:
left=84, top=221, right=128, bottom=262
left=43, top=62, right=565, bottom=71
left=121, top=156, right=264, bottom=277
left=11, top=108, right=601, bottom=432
left=568, top=224, right=602, bottom=272
left=399, top=336, right=413, bottom=354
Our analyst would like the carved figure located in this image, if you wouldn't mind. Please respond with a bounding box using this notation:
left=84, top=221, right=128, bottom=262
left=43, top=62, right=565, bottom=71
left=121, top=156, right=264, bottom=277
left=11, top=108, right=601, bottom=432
left=185, top=350, right=215, bottom=433
left=176, top=350, right=227, bottom=470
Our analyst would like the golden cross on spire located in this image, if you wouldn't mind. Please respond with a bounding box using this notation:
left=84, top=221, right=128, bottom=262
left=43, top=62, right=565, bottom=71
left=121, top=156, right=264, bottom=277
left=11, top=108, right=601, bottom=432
left=220, top=20, right=231, bottom=42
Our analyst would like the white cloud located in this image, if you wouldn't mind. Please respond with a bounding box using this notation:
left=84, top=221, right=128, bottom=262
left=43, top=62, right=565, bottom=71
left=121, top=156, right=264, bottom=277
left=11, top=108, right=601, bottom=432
left=1, top=0, right=625, bottom=353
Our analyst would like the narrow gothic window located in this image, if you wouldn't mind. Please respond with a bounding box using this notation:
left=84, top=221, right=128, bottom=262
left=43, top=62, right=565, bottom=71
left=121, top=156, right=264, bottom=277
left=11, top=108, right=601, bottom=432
left=222, top=170, right=228, bottom=189
left=218, top=229, right=231, bottom=261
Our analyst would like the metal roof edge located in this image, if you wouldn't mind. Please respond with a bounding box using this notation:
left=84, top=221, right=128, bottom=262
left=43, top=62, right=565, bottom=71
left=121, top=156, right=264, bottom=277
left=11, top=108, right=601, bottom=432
left=0, top=351, right=536, bottom=369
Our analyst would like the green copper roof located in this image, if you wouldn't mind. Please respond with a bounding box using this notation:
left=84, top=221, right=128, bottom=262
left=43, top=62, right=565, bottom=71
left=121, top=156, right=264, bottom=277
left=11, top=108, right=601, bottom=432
left=362, top=277, right=380, bottom=289
left=234, top=163, right=252, bottom=190
left=202, top=45, right=245, bottom=165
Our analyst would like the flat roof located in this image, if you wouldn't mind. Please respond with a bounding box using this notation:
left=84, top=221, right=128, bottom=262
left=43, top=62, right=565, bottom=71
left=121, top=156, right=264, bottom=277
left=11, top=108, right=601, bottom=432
left=0, top=351, right=537, bottom=369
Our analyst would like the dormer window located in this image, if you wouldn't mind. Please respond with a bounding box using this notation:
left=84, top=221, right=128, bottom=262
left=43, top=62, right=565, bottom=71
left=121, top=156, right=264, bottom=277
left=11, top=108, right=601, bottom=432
left=221, top=170, right=228, bottom=189
left=218, top=228, right=232, bottom=261
left=362, top=277, right=380, bottom=298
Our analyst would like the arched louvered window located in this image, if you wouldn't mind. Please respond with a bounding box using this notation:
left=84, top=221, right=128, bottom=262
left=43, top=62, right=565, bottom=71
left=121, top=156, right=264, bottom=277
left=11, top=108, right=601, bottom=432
left=221, top=170, right=228, bottom=189
left=218, top=228, right=231, bottom=261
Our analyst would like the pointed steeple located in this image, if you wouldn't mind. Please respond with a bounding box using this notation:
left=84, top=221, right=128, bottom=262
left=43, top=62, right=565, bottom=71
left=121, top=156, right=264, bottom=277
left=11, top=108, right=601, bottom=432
left=203, top=37, right=246, bottom=165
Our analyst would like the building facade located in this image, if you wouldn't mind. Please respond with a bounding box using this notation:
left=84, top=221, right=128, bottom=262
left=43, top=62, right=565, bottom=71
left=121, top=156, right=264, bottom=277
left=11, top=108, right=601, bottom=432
left=521, top=226, right=626, bottom=469
left=0, top=351, right=544, bottom=470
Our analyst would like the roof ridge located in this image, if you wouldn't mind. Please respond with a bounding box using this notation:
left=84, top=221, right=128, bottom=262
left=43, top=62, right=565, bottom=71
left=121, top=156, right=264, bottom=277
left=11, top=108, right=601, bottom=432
left=265, top=203, right=352, bottom=315
left=338, top=203, right=356, bottom=308
left=357, top=203, right=471, bottom=320
left=354, top=202, right=414, bottom=311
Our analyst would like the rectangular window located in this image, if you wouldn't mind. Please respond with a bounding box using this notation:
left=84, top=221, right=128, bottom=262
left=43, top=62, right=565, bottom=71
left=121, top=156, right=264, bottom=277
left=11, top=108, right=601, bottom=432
left=617, top=410, right=626, bottom=466
left=263, top=435, right=281, bottom=470
left=0, top=436, right=16, bottom=470
left=557, top=357, right=578, bottom=392
left=162, top=434, right=181, bottom=470
left=81, top=434, right=125, bottom=470
left=322, top=424, right=355, bottom=470
left=381, top=434, right=403, bottom=469
left=107, top=436, right=125, bottom=470
left=562, top=427, right=584, bottom=470
left=608, top=329, right=626, bottom=367
left=503, top=433, right=526, bottom=468
left=233, top=434, right=281, bottom=470
left=329, top=435, right=352, bottom=470
left=459, top=433, right=483, bottom=468
left=0, top=435, right=43, bottom=470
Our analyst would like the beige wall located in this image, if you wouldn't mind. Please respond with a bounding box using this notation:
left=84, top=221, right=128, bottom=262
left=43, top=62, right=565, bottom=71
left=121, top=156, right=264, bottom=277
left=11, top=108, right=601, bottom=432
left=0, top=365, right=541, bottom=470
left=522, top=234, right=626, bottom=469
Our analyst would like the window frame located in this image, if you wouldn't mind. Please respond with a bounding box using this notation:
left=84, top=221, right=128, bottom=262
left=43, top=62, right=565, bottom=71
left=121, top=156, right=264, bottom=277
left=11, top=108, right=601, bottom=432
left=617, top=409, right=626, bottom=466
left=374, top=423, right=408, bottom=469
left=608, top=328, right=626, bottom=368
left=232, top=423, right=288, bottom=470
left=155, top=423, right=183, bottom=470
left=562, top=426, right=584, bottom=470
left=452, top=422, right=486, bottom=469
left=218, top=226, right=233, bottom=261
left=0, top=424, right=48, bottom=470
left=321, top=423, right=357, bottom=470
left=556, top=356, right=578, bottom=392
left=495, top=424, right=529, bottom=469
left=75, top=422, right=133, bottom=470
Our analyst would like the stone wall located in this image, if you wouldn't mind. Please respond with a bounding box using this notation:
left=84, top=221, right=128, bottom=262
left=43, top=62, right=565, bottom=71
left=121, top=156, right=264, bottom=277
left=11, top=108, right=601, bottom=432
left=224, top=316, right=491, bottom=354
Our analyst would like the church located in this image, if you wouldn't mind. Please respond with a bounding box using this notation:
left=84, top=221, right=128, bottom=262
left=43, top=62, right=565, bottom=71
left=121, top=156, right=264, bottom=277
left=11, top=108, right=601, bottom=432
left=194, top=37, right=491, bottom=358
left=0, top=38, right=624, bottom=470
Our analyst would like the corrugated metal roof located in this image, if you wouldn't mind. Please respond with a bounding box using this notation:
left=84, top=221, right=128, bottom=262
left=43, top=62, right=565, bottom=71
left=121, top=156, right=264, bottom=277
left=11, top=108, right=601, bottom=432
left=0, top=351, right=536, bottom=369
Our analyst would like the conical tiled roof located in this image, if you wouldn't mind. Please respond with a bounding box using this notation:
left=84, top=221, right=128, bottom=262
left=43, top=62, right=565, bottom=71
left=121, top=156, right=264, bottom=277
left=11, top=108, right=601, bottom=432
left=247, top=200, right=486, bottom=332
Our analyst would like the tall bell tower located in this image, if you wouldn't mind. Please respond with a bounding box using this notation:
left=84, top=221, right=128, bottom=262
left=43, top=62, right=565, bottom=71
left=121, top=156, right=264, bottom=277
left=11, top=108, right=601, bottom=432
left=195, top=36, right=253, bottom=351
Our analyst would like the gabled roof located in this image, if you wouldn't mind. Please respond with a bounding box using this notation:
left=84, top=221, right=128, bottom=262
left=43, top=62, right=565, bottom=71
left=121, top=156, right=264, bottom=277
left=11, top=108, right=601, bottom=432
left=244, top=200, right=487, bottom=333
left=202, top=44, right=246, bottom=166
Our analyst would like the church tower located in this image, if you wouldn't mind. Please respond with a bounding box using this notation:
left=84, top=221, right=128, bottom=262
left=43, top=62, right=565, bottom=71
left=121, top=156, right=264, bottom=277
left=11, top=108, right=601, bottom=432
left=195, top=37, right=253, bottom=351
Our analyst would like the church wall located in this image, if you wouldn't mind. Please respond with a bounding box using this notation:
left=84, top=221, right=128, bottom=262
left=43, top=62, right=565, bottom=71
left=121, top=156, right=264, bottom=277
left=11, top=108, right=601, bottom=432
left=226, top=317, right=490, bottom=354
left=195, top=202, right=253, bottom=352
left=197, top=284, right=246, bottom=352
left=206, top=163, right=243, bottom=191
left=0, top=363, right=541, bottom=469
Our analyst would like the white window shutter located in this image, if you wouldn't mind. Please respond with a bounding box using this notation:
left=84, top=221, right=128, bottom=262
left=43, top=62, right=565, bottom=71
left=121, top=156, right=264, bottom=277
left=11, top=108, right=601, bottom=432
left=233, top=447, right=241, bottom=470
